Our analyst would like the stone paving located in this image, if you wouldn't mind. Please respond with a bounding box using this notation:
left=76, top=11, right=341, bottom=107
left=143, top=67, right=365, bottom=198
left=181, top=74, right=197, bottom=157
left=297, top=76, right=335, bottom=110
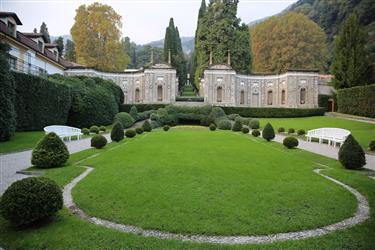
left=63, top=166, right=370, bottom=245
left=0, top=134, right=111, bottom=195
left=273, top=134, right=375, bottom=171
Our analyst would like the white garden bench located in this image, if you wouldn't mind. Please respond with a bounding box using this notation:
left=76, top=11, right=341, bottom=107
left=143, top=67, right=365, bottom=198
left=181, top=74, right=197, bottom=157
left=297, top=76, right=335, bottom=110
left=306, top=128, right=351, bottom=147
left=44, top=125, right=83, bottom=141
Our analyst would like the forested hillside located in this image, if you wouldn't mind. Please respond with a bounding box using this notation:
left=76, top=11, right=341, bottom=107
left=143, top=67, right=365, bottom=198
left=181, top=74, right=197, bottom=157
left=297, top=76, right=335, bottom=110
left=288, top=0, right=375, bottom=60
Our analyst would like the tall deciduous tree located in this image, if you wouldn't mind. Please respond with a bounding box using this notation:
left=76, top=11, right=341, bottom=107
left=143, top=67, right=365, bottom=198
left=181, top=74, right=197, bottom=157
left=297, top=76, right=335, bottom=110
left=193, top=0, right=251, bottom=86
left=39, top=22, right=51, bottom=43
left=163, top=18, right=187, bottom=89
left=65, top=39, right=76, bottom=62
left=332, top=13, right=371, bottom=89
left=251, top=12, right=328, bottom=73
left=71, top=3, right=129, bottom=71
left=54, top=36, right=64, bottom=55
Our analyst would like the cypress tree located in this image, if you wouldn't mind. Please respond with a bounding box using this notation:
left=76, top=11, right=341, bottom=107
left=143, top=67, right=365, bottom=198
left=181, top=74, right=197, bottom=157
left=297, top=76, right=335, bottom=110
left=338, top=134, right=366, bottom=169
left=39, top=22, right=51, bottom=43
left=332, top=13, right=371, bottom=89
left=0, top=43, right=16, bottom=142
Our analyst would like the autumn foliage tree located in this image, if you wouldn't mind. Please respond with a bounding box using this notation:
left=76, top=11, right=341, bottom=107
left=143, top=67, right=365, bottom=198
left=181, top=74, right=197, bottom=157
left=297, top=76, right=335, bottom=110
left=71, top=3, right=129, bottom=71
left=251, top=12, right=328, bottom=73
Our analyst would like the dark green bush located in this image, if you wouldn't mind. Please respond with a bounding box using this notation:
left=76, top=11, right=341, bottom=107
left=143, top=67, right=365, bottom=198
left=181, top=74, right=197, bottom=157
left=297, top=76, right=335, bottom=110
left=163, top=125, right=170, bottom=131
left=99, top=126, right=106, bottom=132
left=31, top=133, right=69, bottom=168
left=337, top=84, right=375, bottom=118
left=125, top=129, right=136, bottom=138
left=249, top=119, right=260, bottom=129
left=91, top=134, right=107, bottom=149
left=297, top=129, right=306, bottom=136
left=135, top=127, right=144, bottom=134
left=217, top=119, right=232, bottom=130
left=110, top=121, right=124, bottom=142
left=120, top=104, right=167, bottom=113
left=283, top=136, right=299, bottom=149
left=242, top=127, right=250, bottom=134
left=228, top=114, right=240, bottom=120
left=13, top=72, right=71, bottom=131
left=338, top=135, right=366, bottom=169
left=369, top=141, right=375, bottom=151
left=209, top=124, right=216, bottom=131
left=0, top=43, right=16, bottom=141
left=232, top=120, right=243, bottom=131
left=150, top=113, right=159, bottom=121
left=262, top=123, right=275, bottom=141
left=143, top=120, right=152, bottom=132
left=81, top=128, right=89, bottom=135
left=151, top=120, right=160, bottom=129
left=129, top=106, right=138, bottom=118
left=90, top=125, right=100, bottom=134
left=318, top=94, right=331, bottom=110
left=209, top=107, right=226, bottom=121
left=114, top=112, right=135, bottom=129
left=49, top=74, right=121, bottom=129
left=220, top=106, right=325, bottom=118
left=277, top=127, right=285, bottom=133
left=0, top=177, right=63, bottom=227
left=288, top=128, right=295, bottom=134
left=252, top=129, right=260, bottom=137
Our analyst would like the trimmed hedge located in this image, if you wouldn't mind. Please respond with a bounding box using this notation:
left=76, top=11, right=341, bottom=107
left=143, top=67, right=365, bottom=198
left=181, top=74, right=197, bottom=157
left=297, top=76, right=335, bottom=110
left=283, top=136, right=299, bottom=149
left=0, top=43, right=16, bottom=141
left=339, top=135, right=366, bottom=169
left=318, top=94, right=331, bottom=110
left=114, top=112, right=135, bottom=128
left=120, top=104, right=167, bottom=113
left=111, top=121, right=124, bottom=142
left=91, top=134, right=107, bottom=149
left=49, top=74, right=123, bottom=128
left=13, top=72, right=71, bottom=131
left=125, top=129, right=136, bottom=138
left=0, top=177, right=63, bottom=226
left=337, top=84, right=375, bottom=118
left=219, top=106, right=325, bottom=118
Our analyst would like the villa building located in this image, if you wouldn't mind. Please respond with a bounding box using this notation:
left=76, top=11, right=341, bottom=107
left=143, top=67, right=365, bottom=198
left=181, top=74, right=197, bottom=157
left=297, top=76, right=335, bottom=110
left=1, top=11, right=334, bottom=108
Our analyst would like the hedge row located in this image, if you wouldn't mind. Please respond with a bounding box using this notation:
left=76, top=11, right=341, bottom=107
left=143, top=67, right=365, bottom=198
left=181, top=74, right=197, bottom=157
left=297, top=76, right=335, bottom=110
left=13, top=72, right=71, bottom=131
left=337, top=84, right=375, bottom=118
left=219, top=107, right=326, bottom=118
left=318, top=94, right=331, bottom=110
left=120, top=104, right=167, bottom=113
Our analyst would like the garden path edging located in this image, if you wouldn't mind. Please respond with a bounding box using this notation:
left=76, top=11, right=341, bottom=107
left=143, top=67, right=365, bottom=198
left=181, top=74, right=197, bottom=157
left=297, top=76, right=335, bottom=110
left=63, top=167, right=370, bottom=245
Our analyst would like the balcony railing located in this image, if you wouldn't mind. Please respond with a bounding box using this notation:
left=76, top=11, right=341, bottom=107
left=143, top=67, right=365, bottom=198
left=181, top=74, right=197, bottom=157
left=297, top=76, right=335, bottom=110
left=9, top=57, right=47, bottom=77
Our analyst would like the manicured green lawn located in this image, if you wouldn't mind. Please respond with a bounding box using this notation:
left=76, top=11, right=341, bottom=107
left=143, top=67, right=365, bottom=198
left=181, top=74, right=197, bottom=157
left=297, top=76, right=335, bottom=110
left=0, top=131, right=44, bottom=154
left=259, top=116, right=375, bottom=148
left=1, top=128, right=374, bottom=249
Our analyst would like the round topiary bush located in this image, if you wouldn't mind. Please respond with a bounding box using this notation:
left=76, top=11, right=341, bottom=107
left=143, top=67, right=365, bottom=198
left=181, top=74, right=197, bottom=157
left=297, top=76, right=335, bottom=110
left=217, top=119, right=232, bottom=130
left=252, top=129, right=260, bottom=137
left=110, top=121, right=124, bottom=142
left=232, top=120, right=242, bottom=132
left=209, top=123, right=216, bottom=131
left=249, top=119, right=260, bottom=129
left=136, top=127, right=144, bottom=134
left=228, top=114, right=240, bottom=120
left=142, top=120, right=152, bottom=132
left=297, top=129, right=306, bottom=136
left=90, top=125, right=100, bottom=134
left=125, top=129, right=136, bottom=138
left=163, top=125, right=170, bottom=131
left=277, top=127, right=285, bottom=133
left=81, top=128, right=90, bottom=135
left=114, top=112, right=135, bottom=129
left=99, top=126, right=106, bottom=132
left=31, top=132, right=69, bottom=168
left=288, top=128, right=295, bottom=134
left=283, top=136, right=299, bottom=149
left=91, top=134, right=107, bottom=149
left=262, top=123, right=275, bottom=141
left=0, top=177, right=63, bottom=226
left=338, top=135, right=366, bottom=169
left=242, top=127, right=249, bottom=134
left=369, top=141, right=375, bottom=151
left=129, top=106, right=138, bottom=119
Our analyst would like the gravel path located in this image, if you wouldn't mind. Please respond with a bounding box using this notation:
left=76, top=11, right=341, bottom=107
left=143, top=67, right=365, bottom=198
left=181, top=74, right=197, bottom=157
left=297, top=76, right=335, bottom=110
left=273, top=134, right=375, bottom=171
left=63, top=166, right=370, bottom=245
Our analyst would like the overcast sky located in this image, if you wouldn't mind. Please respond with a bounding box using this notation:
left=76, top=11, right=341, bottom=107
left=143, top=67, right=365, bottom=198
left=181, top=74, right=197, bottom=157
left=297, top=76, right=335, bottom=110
left=1, top=0, right=297, bottom=44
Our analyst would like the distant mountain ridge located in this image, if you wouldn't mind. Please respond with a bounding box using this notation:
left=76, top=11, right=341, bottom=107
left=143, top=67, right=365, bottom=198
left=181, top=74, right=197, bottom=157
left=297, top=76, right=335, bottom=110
left=145, top=36, right=195, bottom=54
